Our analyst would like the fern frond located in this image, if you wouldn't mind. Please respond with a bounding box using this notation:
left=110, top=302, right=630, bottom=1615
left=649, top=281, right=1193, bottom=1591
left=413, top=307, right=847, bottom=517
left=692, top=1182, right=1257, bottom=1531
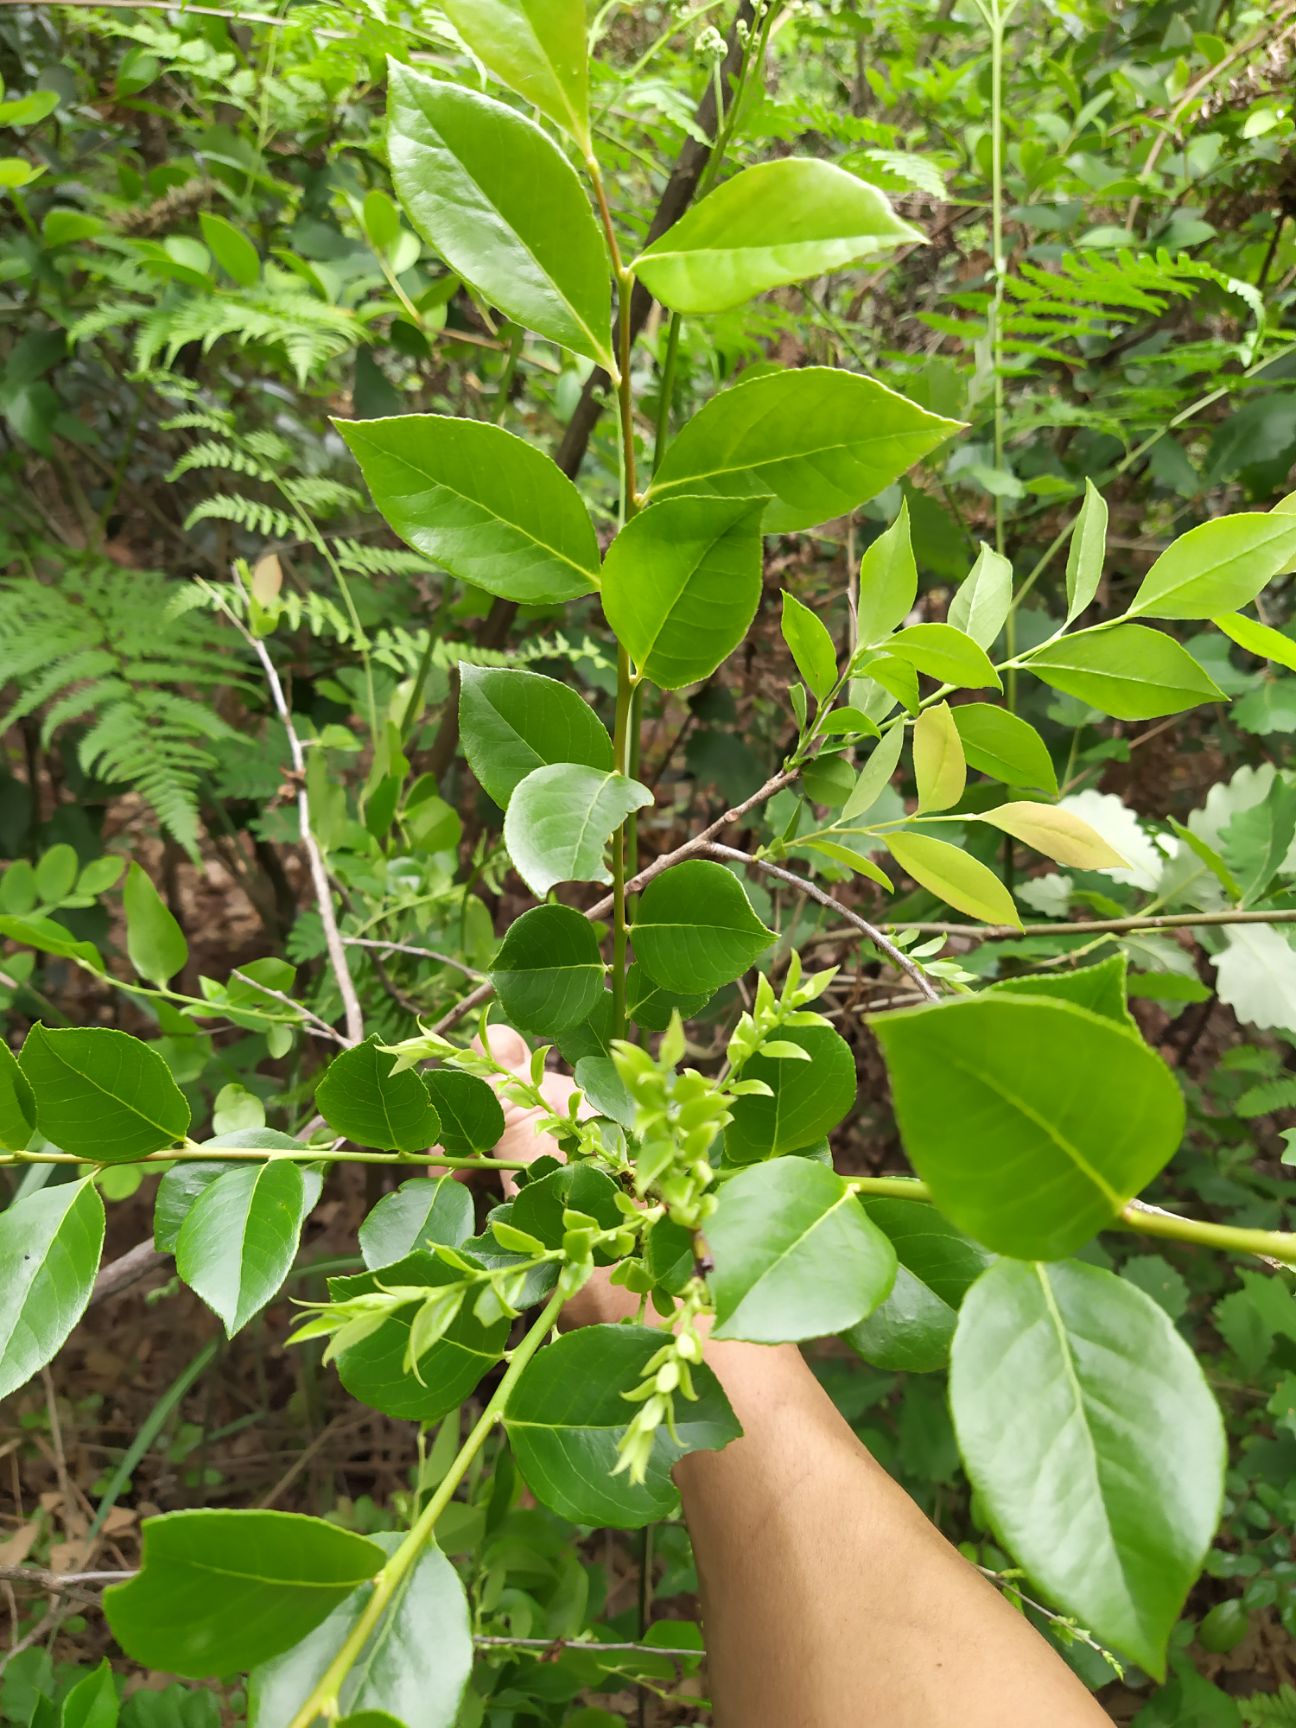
left=184, top=495, right=300, bottom=539
left=1235, top=1076, right=1296, bottom=1118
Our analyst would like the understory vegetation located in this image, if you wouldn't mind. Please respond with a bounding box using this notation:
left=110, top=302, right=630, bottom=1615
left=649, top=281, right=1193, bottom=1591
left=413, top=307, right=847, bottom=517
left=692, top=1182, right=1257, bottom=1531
left=1, top=0, right=1295, bottom=1722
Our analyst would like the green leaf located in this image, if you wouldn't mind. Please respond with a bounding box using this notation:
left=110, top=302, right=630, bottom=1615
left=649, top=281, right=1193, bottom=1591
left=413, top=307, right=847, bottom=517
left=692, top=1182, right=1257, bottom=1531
left=337, top=416, right=599, bottom=605
left=123, top=862, right=188, bottom=987
left=504, top=764, right=652, bottom=896
left=1025, top=623, right=1225, bottom=720
left=153, top=1162, right=227, bottom=1253
left=505, top=1325, right=740, bottom=1526
left=387, top=63, right=612, bottom=365
left=951, top=704, right=1057, bottom=794
left=857, top=503, right=918, bottom=644
left=602, top=495, right=766, bottom=690
left=888, top=623, right=1002, bottom=690
left=441, top=0, right=588, bottom=146
left=0, top=1180, right=104, bottom=1401
left=176, top=1162, right=312, bottom=1336
left=1064, top=478, right=1108, bottom=622
left=492, top=903, right=605, bottom=1034
left=632, top=861, right=774, bottom=993
left=633, top=158, right=923, bottom=314
left=1128, top=511, right=1296, bottom=621
left=976, top=800, right=1128, bottom=869
left=1213, top=610, right=1296, bottom=673
left=104, top=1509, right=385, bottom=1679
left=913, top=701, right=966, bottom=813
left=884, top=832, right=1021, bottom=927
left=249, top=1531, right=471, bottom=1728
left=360, top=1175, right=474, bottom=1270
left=948, top=542, right=1012, bottom=648
left=330, top=1254, right=509, bottom=1421
left=799, top=838, right=894, bottom=890
left=20, top=1025, right=190, bottom=1161
left=855, top=652, right=920, bottom=715
left=950, top=1259, right=1224, bottom=1675
left=988, top=953, right=1135, bottom=1031
left=871, top=995, right=1185, bottom=1258
left=725, top=1025, right=856, bottom=1161
left=0, top=1039, right=35, bottom=1151
left=198, top=211, right=260, bottom=287
left=625, top=963, right=710, bottom=1032
left=458, top=665, right=612, bottom=808
left=316, top=1038, right=441, bottom=1154
left=507, top=1162, right=622, bottom=1250
left=422, top=1072, right=504, bottom=1158
left=843, top=1198, right=992, bottom=1373
left=708, top=1160, right=896, bottom=1342
left=0, top=914, right=104, bottom=971
left=780, top=592, right=837, bottom=700
left=647, top=373, right=959, bottom=533
left=841, top=725, right=905, bottom=820
left=59, top=1658, right=117, bottom=1728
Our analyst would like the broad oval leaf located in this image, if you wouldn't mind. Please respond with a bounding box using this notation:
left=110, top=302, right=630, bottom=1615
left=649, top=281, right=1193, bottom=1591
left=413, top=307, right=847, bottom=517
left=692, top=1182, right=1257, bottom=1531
left=780, top=591, right=837, bottom=700
left=951, top=704, right=1057, bottom=794
left=315, top=1037, right=440, bottom=1154
left=504, top=1325, right=740, bottom=1526
left=871, top=995, right=1186, bottom=1259
left=1025, top=623, right=1225, bottom=720
left=950, top=1258, right=1225, bottom=1675
left=888, top=622, right=1002, bottom=690
left=725, top=1025, right=856, bottom=1161
left=1128, top=510, right=1296, bottom=621
left=913, top=701, right=966, bottom=813
left=422, top=1071, right=504, bottom=1158
left=104, top=1509, right=385, bottom=1679
left=648, top=371, right=960, bottom=533
left=708, top=1159, right=896, bottom=1342
left=440, top=0, right=589, bottom=148
left=625, top=962, right=710, bottom=1031
left=633, top=158, right=923, bottom=314
left=632, top=861, right=774, bottom=993
left=176, top=1162, right=312, bottom=1336
left=843, top=1198, right=992, bottom=1373
left=20, top=1024, right=190, bottom=1162
left=359, top=1174, right=474, bottom=1270
left=337, top=416, right=599, bottom=605
left=491, top=903, right=605, bottom=1035
left=249, top=1530, right=471, bottom=1728
left=947, top=542, right=1012, bottom=649
left=602, top=495, right=766, bottom=690
left=504, top=764, right=653, bottom=896
left=884, top=831, right=1021, bottom=928
left=988, top=952, right=1135, bottom=1031
left=0, top=1179, right=104, bottom=1401
left=123, top=861, right=188, bottom=987
left=976, top=800, right=1128, bottom=870
left=857, top=502, right=918, bottom=644
left=459, top=664, right=612, bottom=808
left=330, top=1254, right=509, bottom=1421
left=153, top=1160, right=235, bottom=1254
left=1064, top=478, right=1108, bottom=622
left=387, top=64, right=612, bottom=365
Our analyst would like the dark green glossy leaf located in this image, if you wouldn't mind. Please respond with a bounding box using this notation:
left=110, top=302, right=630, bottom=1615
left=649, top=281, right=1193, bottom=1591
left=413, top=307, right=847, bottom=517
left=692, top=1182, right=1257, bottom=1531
left=104, top=1509, right=385, bottom=1678
left=338, top=416, right=599, bottom=605
left=249, top=1531, right=470, bottom=1728
left=625, top=963, right=710, bottom=1031
left=872, top=995, right=1185, bottom=1259
left=423, top=1071, right=504, bottom=1158
left=632, top=861, right=773, bottom=993
left=708, top=1159, right=896, bottom=1342
left=153, top=1161, right=227, bottom=1253
left=492, top=904, right=605, bottom=1035
left=505, top=1325, right=740, bottom=1526
left=950, top=1259, right=1225, bottom=1676
left=360, top=1175, right=474, bottom=1270
left=0, top=1179, right=104, bottom=1400
left=458, top=665, right=612, bottom=808
left=0, top=1039, right=35, bottom=1151
left=388, top=64, right=612, bottom=365
left=20, top=1025, right=189, bottom=1161
left=315, top=1038, right=440, bottom=1154
left=725, top=1025, right=856, bottom=1161
left=843, top=1199, right=992, bottom=1373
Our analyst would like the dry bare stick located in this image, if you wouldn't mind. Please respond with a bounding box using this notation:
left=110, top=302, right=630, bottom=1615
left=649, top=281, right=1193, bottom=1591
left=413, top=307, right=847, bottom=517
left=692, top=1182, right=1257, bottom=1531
left=230, top=968, right=349, bottom=1047
left=240, top=628, right=363, bottom=1047
left=430, top=768, right=796, bottom=1035
left=873, top=907, right=1296, bottom=941
left=341, top=935, right=484, bottom=979
left=699, top=845, right=942, bottom=1004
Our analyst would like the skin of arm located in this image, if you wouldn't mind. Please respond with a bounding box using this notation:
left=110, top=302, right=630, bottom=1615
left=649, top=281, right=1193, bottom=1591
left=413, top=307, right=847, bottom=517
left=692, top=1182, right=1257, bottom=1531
left=483, top=1027, right=1110, bottom=1728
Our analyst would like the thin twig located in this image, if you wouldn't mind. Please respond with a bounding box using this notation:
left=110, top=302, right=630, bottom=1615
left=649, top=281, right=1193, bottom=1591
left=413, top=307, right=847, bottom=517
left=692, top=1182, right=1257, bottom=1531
left=341, top=936, right=484, bottom=978
left=700, top=845, right=942, bottom=1004
left=239, top=627, right=363, bottom=1045
left=875, top=907, right=1296, bottom=942
left=230, top=968, right=348, bottom=1047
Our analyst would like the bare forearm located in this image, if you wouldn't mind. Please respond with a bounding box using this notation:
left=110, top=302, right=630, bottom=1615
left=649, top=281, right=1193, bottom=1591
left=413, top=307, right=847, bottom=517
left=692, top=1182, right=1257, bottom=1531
left=675, top=1340, right=1109, bottom=1728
